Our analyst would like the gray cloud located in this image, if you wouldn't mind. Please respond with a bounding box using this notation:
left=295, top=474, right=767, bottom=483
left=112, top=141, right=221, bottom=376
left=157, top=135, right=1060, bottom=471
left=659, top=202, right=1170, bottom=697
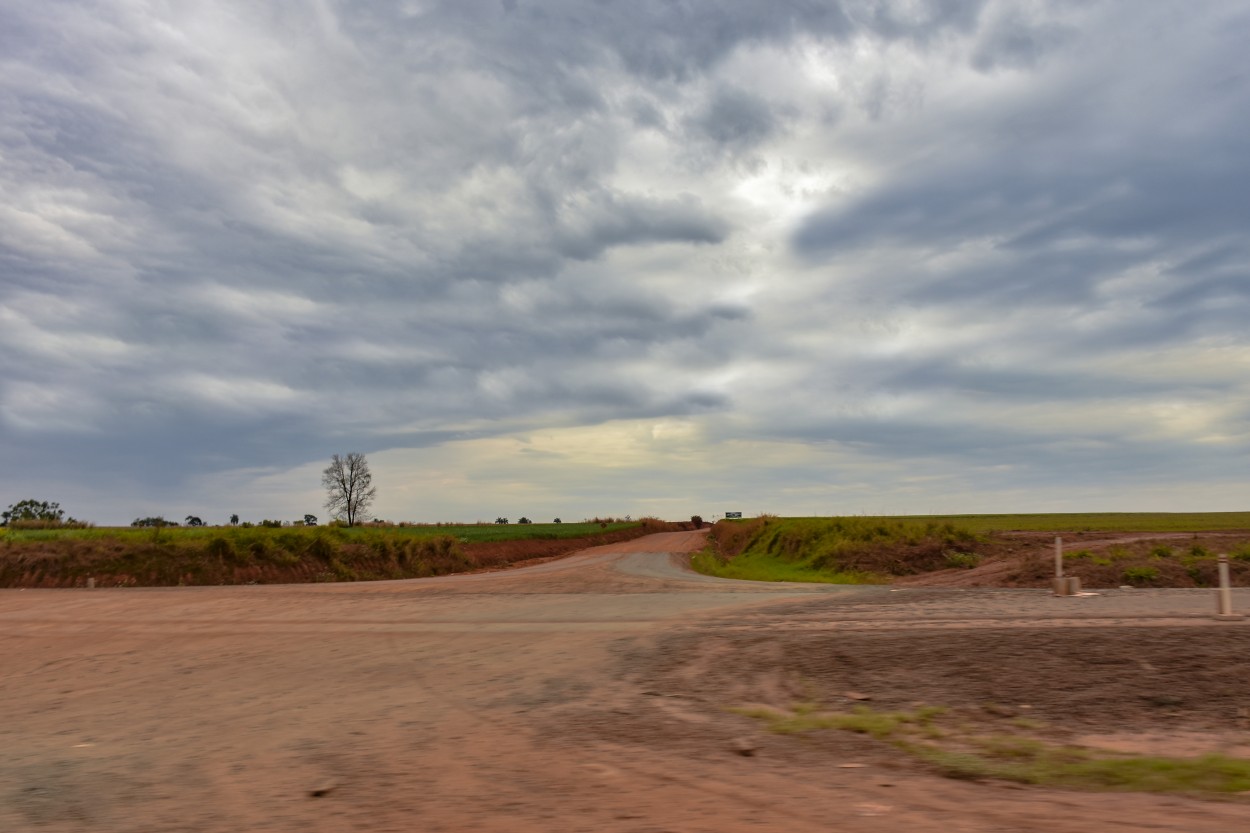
left=3, top=1, right=1249, bottom=523
left=693, top=86, right=778, bottom=149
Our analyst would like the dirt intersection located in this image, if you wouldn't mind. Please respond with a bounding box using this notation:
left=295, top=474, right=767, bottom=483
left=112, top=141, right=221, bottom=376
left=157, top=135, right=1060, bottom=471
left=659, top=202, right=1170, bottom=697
left=2, top=530, right=1248, bottom=832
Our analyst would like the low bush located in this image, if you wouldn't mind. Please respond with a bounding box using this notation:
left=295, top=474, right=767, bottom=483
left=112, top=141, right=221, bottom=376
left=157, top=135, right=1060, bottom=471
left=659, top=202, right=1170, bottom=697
left=945, top=552, right=981, bottom=569
left=1122, top=566, right=1160, bottom=585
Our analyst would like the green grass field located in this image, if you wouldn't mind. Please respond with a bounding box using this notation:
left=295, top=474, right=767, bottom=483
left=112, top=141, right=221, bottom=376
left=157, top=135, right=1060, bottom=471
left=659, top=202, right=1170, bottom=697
left=879, top=512, right=1250, bottom=533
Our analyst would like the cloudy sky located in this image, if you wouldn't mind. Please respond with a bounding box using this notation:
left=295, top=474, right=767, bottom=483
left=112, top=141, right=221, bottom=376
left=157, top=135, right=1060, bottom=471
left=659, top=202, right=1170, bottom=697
left=2, top=1, right=1248, bottom=525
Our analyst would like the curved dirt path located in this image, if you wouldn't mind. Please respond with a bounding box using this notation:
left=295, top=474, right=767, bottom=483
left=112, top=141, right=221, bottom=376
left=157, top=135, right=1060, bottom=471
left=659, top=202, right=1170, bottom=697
left=1, top=530, right=1247, bottom=832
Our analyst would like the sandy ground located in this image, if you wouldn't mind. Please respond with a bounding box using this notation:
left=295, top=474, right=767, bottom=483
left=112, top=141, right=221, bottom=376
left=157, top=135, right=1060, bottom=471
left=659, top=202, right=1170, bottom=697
left=2, top=529, right=1249, bottom=832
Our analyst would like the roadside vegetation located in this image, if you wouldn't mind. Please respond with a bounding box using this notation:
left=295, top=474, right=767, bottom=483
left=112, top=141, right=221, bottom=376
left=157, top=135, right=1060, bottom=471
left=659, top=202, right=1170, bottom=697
left=734, top=702, right=1250, bottom=795
left=0, top=519, right=671, bottom=588
left=692, top=516, right=984, bottom=583
left=692, top=514, right=1250, bottom=586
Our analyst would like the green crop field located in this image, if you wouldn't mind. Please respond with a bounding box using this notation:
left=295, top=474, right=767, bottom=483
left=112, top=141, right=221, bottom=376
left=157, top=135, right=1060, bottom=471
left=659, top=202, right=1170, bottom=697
left=873, top=512, right=1250, bottom=533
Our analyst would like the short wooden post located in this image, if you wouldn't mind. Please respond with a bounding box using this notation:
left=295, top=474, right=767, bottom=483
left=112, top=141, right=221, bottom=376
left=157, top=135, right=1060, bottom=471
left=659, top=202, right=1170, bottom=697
left=1215, top=555, right=1244, bottom=620
left=87, top=577, right=95, bottom=590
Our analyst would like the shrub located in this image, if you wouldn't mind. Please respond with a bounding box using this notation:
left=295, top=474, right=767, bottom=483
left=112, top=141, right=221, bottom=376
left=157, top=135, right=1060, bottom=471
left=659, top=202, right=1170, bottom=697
left=206, top=536, right=246, bottom=565
left=945, top=552, right=981, bottom=569
left=368, top=537, right=394, bottom=559
left=307, top=535, right=337, bottom=561
left=1123, top=566, right=1160, bottom=585
left=1149, top=545, right=1174, bottom=559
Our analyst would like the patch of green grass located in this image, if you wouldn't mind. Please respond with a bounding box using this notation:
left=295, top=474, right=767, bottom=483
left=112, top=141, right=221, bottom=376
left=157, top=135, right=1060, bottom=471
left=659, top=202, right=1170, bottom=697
left=945, top=551, right=981, bottom=569
left=730, top=704, right=946, bottom=738
left=690, top=551, right=880, bottom=584
left=913, top=742, right=1250, bottom=793
left=733, top=703, right=1250, bottom=794
left=1122, top=566, right=1160, bottom=584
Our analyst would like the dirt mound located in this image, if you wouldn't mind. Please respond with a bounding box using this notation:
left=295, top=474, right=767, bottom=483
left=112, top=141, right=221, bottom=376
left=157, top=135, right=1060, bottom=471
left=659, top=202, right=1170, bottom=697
left=632, top=625, right=1250, bottom=732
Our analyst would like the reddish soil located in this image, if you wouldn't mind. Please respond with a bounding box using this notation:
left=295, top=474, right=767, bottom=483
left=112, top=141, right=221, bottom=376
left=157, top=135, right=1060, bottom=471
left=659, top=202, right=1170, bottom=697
left=2, top=530, right=1249, bottom=832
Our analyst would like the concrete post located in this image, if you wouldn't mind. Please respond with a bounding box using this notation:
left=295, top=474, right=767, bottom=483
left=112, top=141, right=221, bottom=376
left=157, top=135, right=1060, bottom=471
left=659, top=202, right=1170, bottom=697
left=1215, top=554, right=1244, bottom=620
left=87, top=577, right=95, bottom=590
left=1051, top=536, right=1070, bottom=596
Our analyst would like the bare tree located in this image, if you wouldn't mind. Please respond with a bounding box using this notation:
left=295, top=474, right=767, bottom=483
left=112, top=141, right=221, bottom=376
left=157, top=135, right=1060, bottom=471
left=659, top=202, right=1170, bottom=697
left=321, top=453, right=377, bottom=526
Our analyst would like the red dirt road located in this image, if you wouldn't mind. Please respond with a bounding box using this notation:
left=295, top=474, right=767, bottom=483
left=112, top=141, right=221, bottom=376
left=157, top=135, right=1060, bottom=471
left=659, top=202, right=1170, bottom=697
left=2, top=530, right=1248, bottom=832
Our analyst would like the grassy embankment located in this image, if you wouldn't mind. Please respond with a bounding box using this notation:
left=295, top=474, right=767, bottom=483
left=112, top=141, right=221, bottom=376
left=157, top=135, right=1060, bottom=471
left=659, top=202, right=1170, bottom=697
left=692, top=516, right=984, bottom=583
left=692, top=513, right=1250, bottom=585
left=0, top=521, right=663, bottom=588
left=735, top=702, right=1250, bottom=794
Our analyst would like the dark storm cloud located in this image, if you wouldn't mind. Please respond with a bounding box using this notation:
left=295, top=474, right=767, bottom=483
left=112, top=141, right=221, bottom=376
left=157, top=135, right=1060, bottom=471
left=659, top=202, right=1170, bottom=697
left=693, top=87, right=778, bottom=149
left=971, top=10, right=1075, bottom=71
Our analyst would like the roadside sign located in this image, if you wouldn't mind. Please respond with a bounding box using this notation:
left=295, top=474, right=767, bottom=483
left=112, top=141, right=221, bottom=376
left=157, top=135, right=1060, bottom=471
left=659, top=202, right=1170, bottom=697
left=725, top=511, right=742, bottom=519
